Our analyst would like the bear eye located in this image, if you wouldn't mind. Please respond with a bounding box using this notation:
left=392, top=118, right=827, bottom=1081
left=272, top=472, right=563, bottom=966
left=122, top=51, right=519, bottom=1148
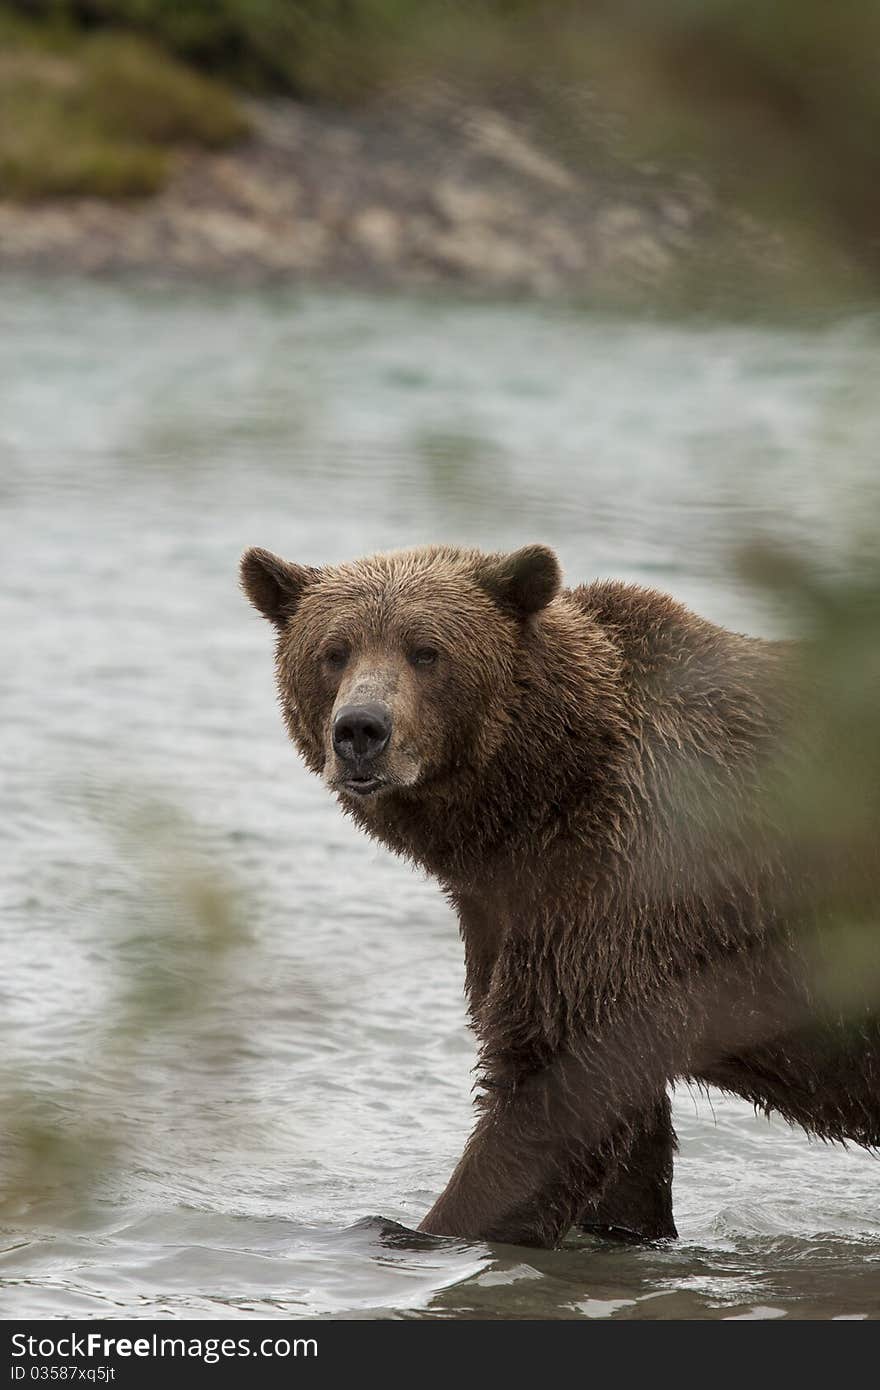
left=410, top=646, right=439, bottom=668
left=323, top=643, right=349, bottom=670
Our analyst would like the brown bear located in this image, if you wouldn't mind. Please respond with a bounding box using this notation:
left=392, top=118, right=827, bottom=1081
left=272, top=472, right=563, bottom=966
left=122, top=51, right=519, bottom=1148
left=240, top=541, right=879, bottom=1248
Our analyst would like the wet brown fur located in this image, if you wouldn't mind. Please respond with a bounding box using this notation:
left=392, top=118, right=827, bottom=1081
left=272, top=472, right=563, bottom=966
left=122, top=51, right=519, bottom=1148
left=241, top=543, right=880, bottom=1247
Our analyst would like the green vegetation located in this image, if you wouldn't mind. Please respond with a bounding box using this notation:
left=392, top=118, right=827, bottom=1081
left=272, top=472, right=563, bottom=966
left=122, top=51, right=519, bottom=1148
left=2, top=2, right=431, bottom=97
left=741, top=534, right=880, bottom=1017
left=0, top=16, right=248, bottom=198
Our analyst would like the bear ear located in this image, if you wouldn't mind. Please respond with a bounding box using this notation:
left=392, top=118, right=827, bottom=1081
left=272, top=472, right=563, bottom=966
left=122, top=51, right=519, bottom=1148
left=240, top=547, right=319, bottom=628
left=479, top=544, right=562, bottom=617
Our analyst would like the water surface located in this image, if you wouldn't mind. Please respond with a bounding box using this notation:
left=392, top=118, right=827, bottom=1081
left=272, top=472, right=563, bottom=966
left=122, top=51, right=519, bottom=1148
left=1, top=279, right=878, bottom=1319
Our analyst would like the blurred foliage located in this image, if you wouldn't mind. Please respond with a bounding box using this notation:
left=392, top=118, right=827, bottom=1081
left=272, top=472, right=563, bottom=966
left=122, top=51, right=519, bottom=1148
left=741, top=538, right=880, bottom=1017
left=0, top=16, right=248, bottom=197
left=573, top=2, right=880, bottom=287
left=0, top=800, right=251, bottom=1212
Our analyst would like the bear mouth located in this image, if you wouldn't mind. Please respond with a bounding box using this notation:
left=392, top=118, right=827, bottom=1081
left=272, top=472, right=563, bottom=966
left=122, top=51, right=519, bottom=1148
left=342, top=775, right=387, bottom=798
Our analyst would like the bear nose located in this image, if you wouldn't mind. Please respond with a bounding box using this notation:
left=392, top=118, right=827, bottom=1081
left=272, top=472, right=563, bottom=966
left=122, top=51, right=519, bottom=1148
left=333, top=702, right=392, bottom=763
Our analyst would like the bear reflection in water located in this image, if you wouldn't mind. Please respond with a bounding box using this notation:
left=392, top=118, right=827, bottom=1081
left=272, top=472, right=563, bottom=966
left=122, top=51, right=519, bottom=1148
left=241, top=542, right=879, bottom=1249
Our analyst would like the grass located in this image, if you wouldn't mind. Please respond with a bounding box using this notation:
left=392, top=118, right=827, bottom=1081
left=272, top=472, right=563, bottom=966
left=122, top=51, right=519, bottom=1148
left=0, top=18, right=249, bottom=199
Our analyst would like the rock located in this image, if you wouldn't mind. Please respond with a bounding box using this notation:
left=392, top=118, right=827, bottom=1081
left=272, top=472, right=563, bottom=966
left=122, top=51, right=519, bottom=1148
left=594, top=203, right=649, bottom=239
left=660, top=198, right=693, bottom=230
left=349, top=207, right=402, bottom=264
left=463, top=109, right=577, bottom=191
left=433, top=179, right=521, bottom=226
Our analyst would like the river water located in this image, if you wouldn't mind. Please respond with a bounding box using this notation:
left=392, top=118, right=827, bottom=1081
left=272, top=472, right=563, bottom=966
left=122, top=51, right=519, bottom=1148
left=1, top=277, right=878, bottom=1319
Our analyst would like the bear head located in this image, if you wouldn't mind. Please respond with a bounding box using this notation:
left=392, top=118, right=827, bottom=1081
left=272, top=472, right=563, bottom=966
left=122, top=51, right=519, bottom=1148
left=240, top=543, right=562, bottom=809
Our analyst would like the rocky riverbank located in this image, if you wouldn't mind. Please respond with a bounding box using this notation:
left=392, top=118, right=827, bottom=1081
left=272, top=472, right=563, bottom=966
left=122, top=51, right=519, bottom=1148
left=0, top=91, right=815, bottom=303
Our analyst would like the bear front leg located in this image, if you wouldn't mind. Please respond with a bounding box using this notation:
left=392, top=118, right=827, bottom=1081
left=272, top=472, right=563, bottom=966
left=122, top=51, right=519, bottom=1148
left=419, top=977, right=692, bottom=1245
left=418, top=1045, right=657, bottom=1248
left=419, top=921, right=703, bottom=1247
left=577, top=1091, right=677, bottom=1243
left=418, top=1085, right=599, bottom=1246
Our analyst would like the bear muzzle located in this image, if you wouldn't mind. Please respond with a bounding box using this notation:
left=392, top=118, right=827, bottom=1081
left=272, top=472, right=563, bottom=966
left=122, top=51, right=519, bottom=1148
left=332, top=701, right=393, bottom=796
